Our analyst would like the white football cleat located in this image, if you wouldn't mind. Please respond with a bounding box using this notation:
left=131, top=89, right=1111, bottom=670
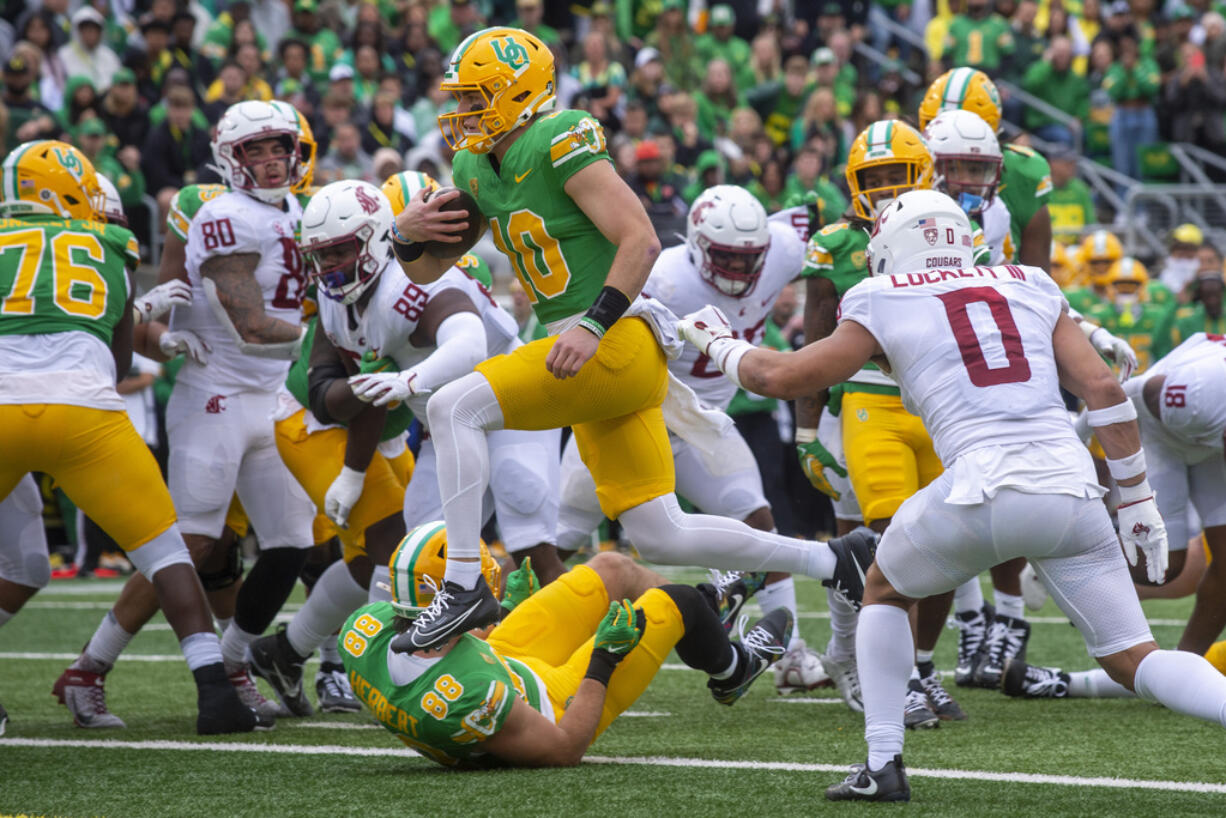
left=819, top=651, right=864, bottom=712
left=774, top=639, right=830, bottom=694
left=1020, top=562, right=1048, bottom=612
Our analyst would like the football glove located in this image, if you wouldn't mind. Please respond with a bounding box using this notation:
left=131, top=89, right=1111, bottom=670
left=347, top=370, right=423, bottom=407
left=593, top=600, right=647, bottom=656
left=324, top=466, right=365, bottom=529
left=157, top=329, right=210, bottom=365
left=1087, top=326, right=1139, bottom=382
left=677, top=305, right=734, bottom=355
left=796, top=437, right=848, bottom=500
left=1117, top=493, right=1169, bottom=584
left=134, top=279, right=192, bottom=324
left=500, top=557, right=541, bottom=613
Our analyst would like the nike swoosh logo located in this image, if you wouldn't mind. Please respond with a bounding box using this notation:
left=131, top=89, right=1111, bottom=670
left=853, top=557, right=867, bottom=589
left=850, top=778, right=878, bottom=797
left=411, top=604, right=480, bottom=645
left=271, top=667, right=302, bottom=698
left=515, top=169, right=533, bottom=183
left=725, top=592, right=744, bottom=619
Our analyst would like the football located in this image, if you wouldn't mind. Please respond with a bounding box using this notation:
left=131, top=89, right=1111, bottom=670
left=421, top=186, right=486, bottom=259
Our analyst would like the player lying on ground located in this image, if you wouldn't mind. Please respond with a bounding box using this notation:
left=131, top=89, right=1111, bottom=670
left=339, top=522, right=793, bottom=767
left=679, top=189, right=1226, bottom=803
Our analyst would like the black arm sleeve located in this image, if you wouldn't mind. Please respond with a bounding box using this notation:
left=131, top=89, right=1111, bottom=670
left=307, top=360, right=349, bottom=426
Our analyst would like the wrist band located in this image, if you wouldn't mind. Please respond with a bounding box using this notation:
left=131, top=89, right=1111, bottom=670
left=795, top=427, right=818, bottom=445
left=707, top=336, right=753, bottom=390
left=1117, top=478, right=1153, bottom=506
left=1106, top=449, right=1146, bottom=482
left=584, top=648, right=622, bottom=686
left=1086, top=399, right=1137, bottom=427
left=582, top=286, right=631, bottom=337
left=390, top=220, right=410, bottom=244
left=1078, top=318, right=1102, bottom=340
left=393, top=239, right=425, bottom=264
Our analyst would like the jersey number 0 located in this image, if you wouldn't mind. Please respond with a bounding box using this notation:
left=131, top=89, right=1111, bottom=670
left=937, top=287, right=1032, bottom=387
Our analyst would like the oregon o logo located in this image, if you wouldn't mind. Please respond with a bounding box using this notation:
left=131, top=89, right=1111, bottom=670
left=492, top=37, right=529, bottom=70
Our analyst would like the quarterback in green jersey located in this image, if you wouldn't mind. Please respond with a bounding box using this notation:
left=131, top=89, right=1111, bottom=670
left=341, top=523, right=793, bottom=768
left=388, top=27, right=873, bottom=651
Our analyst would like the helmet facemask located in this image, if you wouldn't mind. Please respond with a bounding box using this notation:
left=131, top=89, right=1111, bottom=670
left=696, top=238, right=768, bottom=296
left=303, top=226, right=382, bottom=305
left=852, top=161, right=924, bottom=222
left=229, top=132, right=301, bottom=203
left=935, top=154, right=1000, bottom=216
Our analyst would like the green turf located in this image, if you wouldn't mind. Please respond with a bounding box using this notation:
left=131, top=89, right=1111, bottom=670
left=2, top=573, right=1223, bottom=816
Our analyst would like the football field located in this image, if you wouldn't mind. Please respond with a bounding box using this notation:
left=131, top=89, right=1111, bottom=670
left=2, top=569, right=1224, bottom=817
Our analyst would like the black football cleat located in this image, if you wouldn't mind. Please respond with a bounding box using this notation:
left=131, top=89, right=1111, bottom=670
left=1002, top=659, right=1071, bottom=699
left=954, top=602, right=993, bottom=687
left=974, top=614, right=1031, bottom=688
left=708, top=570, right=768, bottom=631
left=826, top=754, right=911, bottom=802
left=823, top=527, right=878, bottom=610
left=196, top=685, right=274, bottom=735
left=708, top=608, right=793, bottom=706
left=392, top=580, right=501, bottom=652
left=250, top=625, right=314, bottom=717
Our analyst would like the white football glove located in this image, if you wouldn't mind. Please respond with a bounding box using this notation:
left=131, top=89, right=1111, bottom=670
left=158, top=329, right=210, bottom=365
left=324, top=466, right=365, bottom=529
left=677, top=305, right=734, bottom=355
left=1117, top=493, right=1169, bottom=584
left=347, top=370, right=424, bottom=407
left=134, top=279, right=192, bottom=324
left=1088, top=326, right=1139, bottom=382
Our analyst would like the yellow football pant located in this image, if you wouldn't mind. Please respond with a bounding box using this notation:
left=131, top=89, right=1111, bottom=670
left=274, top=409, right=412, bottom=562
left=842, top=391, right=944, bottom=524
left=477, top=317, right=673, bottom=519
left=0, top=404, right=176, bottom=551
left=486, top=565, right=685, bottom=739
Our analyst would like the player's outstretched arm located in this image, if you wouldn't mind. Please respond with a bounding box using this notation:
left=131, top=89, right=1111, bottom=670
left=201, top=252, right=305, bottom=357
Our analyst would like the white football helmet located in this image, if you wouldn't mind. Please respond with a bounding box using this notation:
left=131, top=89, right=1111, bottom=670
left=96, top=174, right=127, bottom=227
left=300, top=180, right=394, bottom=305
left=686, top=184, right=771, bottom=297
left=212, top=100, right=302, bottom=205
left=923, top=110, right=1001, bottom=216
left=866, top=189, right=974, bottom=277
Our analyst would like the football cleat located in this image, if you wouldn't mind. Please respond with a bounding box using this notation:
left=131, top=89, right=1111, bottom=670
left=0, top=700, right=7, bottom=736
left=919, top=667, right=967, bottom=721
left=249, top=626, right=314, bottom=717
left=819, top=651, right=864, bottom=712
left=826, top=754, right=911, bottom=802
left=954, top=602, right=993, bottom=687
left=392, top=579, right=502, bottom=652
left=1020, top=562, right=1049, bottom=611
left=903, top=678, right=940, bottom=730
left=708, top=570, right=768, bottom=631
left=316, top=662, right=362, bottom=713
left=708, top=609, right=793, bottom=706
left=225, top=662, right=284, bottom=719
left=823, top=527, right=878, bottom=610
left=1002, top=659, right=1070, bottom=699
left=773, top=638, right=830, bottom=694
left=973, top=614, right=1031, bottom=689
left=52, top=666, right=126, bottom=728
left=196, top=687, right=273, bottom=734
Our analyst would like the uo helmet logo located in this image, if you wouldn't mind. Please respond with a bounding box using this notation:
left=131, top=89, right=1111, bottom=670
left=52, top=147, right=84, bottom=179
left=492, top=37, right=530, bottom=71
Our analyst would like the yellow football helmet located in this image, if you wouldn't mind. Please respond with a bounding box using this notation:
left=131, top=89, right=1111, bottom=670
left=272, top=101, right=317, bottom=194
left=918, top=68, right=1003, bottom=132
left=0, top=140, right=105, bottom=220
left=1049, top=241, right=1074, bottom=288
left=437, top=26, right=556, bottom=154
left=381, top=170, right=440, bottom=214
left=388, top=522, right=502, bottom=618
left=1105, top=257, right=1149, bottom=304
left=1081, top=229, right=1124, bottom=289
left=845, top=120, right=934, bottom=222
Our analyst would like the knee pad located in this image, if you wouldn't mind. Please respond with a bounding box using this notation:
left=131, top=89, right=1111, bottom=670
left=197, top=539, right=243, bottom=591
left=491, top=448, right=549, bottom=515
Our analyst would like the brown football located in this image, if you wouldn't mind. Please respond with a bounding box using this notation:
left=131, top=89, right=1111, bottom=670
left=422, top=186, right=486, bottom=259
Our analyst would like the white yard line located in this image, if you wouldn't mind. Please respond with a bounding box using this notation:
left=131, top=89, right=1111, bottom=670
left=2, top=738, right=1223, bottom=794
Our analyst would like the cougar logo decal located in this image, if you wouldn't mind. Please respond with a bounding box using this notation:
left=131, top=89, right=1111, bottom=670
left=354, top=185, right=381, bottom=215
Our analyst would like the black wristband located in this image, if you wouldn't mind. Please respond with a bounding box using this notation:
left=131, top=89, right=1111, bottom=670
left=584, top=648, right=623, bottom=686
left=579, top=286, right=632, bottom=339
left=393, top=240, right=425, bottom=264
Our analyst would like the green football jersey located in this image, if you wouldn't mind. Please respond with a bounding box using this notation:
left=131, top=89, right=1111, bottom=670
left=944, top=14, right=1015, bottom=72
left=451, top=109, right=616, bottom=325
left=1170, top=304, right=1226, bottom=347
left=1085, top=301, right=1173, bottom=373
left=998, top=146, right=1053, bottom=257
left=455, top=253, right=492, bottom=288
left=166, top=183, right=229, bottom=242
left=1064, top=286, right=1102, bottom=315
left=340, top=602, right=549, bottom=768
left=0, top=214, right=137, bottom=344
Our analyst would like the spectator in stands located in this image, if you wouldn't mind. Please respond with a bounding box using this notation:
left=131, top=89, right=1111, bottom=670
left=647, top=0, right=701, bottom=90
left=697, top=6, right=754, bottom=90
left=1021, top=35, right=1090, bottom=146
left=3, top=56, right=57, bottom=147
left=695, top=59, right=740, bottom=141
left=683, top=149, right=727, bottom=202
left=748, top=156, right=788, bottom=212
left=663, top=90, right=712, bottom=167
left=371, top=147, right=404, bottom=183
left=287, top=0, right=342, bottom=87
left=204, top=60, right=249, bottom=119
left=628, top=47, right=669, bottom=125
left=513, top=0, right=560, bottom=45
left=276, top=39, right=320, bottom=112
left=791, top=86, right=842, bottom=156
left=748, top=31, right=782, bottom=87
left=1163, top=42, right=1226, bottom=152
left=18, top=9, right=69, bottom=113
left=1046, top=147, right=1096, bottom=244
left=99, top=68, right=148, bottom=153
left=427, top=0, right=480, bottom=55
left=869, top=0, right=915, bottom=68
left=747, top=53, right=813, bottom=147
left=1006, top=0, right=1047, bottom=84
left=247, top=0, right=291, bottom=53
left=813, top=45, right=857, bottom=120
left=76, top=117, right=145, bottom=212
left=142, top=84, right=211, bottom=217
left=233, top=41, right=274, bottom=101
left=58, top=6, right=121, bottom=95
left=572, top=31, right=626, bottom=127
left=135, top=18, right=173, bottom=105
left=168, top=11, right=215, bottom=91
left=1203, top=13, right=1226, bottom=72
left=1103, top=27, right=1161, bottom=181
left=944, top=0, right=1015, bottom=75
left=361, top=91, right=413, bottom=156
left=317, top=121, right=374, bottom=184
left=58, top=75, right=99, bottom=135
left=350, top=44, right=385, bottom=108
left=626, top=138, right=688, bottom=230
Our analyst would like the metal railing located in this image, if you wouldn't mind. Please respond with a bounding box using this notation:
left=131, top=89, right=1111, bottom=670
left=994, top=79, right=1084, bottom=155
left=867, top=13, right=929, bottom=53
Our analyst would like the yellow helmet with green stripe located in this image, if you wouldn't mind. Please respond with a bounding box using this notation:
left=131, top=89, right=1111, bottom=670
left=389, top=522, right=501, bottom=618
left=380, top=170, right=440, bottom=214
left=0, top=139, right=105, bottom=220
left=271, top=101, right=317, bottom=195
left=845, top=120, right=934, bottom=222
left=918, top=68, right=1003, bottom=132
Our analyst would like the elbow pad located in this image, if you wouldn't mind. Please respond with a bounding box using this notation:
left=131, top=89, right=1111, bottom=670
left=307, top=359, right=349, bottom=425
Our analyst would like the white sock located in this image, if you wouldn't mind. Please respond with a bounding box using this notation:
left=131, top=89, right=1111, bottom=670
left=286, top=560, right=368, bottom=658
left=179, top=632, right=224, bottom=671
left=215, top=616, right=233, bottom=635
left=916, top=649, right=934, bottom=666
left=995, top=591, right=1025, bottom=620
left=857, top=604, right=914, bottom=771
left=1068, top=668, right=1135, bottom=698
left=755, top=576, right=801, bottom=651
left=80, top=611, right=134, bottom=669
left=825, top=587, right=858, bottom=661
left=953, top=577, right=984, bottom=615
left=368, top=564, right=392, bottom=603
left=319, top=636, right=342, bottom=666
left=426, top=373, right=503, bottom=587
left=220, top=622, right=261, bottom=668
left=618, top=495, right=836, bottom=579
left=1133, top=649, right=1226, bottom=726
left=0, top=608, right=13, bottom=627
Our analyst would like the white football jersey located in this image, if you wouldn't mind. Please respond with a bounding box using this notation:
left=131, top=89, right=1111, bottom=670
left=980, top=196, right=1012, bottom=265
left=176, top=191, right=306, bottom=394
left=316, top=263, right=518, bottom=420
left=769, top=205, right=819, bottom=244
left=1134, top=332, right=1226, bottom=460
left=644, top=221, right=805, bottom=409
left=839, top=264, right=1076, bottom=466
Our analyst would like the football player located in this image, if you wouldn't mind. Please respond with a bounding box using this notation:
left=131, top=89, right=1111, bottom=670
left=681, top=189, right=1226, bottom=802
left=554, top=184, right=827, bottom=693
left=340, top=522, right=792, bottom=767
left=1085, top=258, right=1175, bottom=375
left=0, top=140, right=259, bottom=734
left=385, top=27, right=876, bottom=650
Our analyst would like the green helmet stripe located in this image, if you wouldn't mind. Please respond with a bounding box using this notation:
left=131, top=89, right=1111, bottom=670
left=944, top=68, right=973, bottom=110
left=3, top=141, right=37, bottom=204
left=391, top=521, right=447, bottom=610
